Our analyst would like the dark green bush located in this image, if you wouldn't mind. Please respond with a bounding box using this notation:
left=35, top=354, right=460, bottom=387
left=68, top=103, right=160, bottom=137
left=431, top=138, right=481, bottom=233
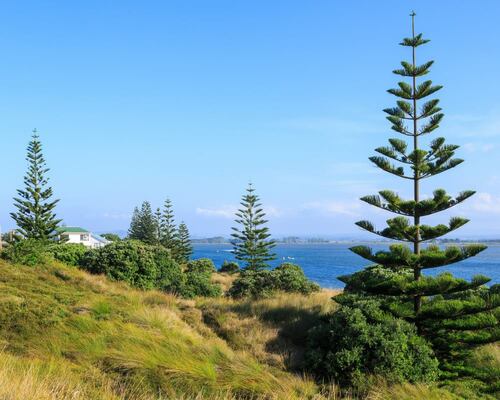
left=79, top=242, right=216, bottom=298
left=47, top=243, right=88, bottom=266
left=80, top=240, right=183, bottom=292
left=182, top=271, right=222, bottom=298
left=227, top=270, right=276, bottom=299
left=181, top=258, right=221, bottom=298
left=219, top=260, right=240, bottom=274
left=305, top=297, right=439, bottom=387
left=154, top=246, right=186, bottom=294
left=274, top=263, right=320, bottom=294
left=186, top=258, right=217, bottom=274
left=228, top=263, right=319, bottom=299
left=0, top=239, right=52, bottom=266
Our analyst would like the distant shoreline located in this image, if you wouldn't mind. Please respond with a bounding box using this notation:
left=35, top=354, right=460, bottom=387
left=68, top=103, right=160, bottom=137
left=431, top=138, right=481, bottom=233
left=192, top=240, right=500, bottom=245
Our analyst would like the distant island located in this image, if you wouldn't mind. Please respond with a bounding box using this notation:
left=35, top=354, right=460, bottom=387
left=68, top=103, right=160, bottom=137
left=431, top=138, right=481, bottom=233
left=190, top=236, right=500, bottom=245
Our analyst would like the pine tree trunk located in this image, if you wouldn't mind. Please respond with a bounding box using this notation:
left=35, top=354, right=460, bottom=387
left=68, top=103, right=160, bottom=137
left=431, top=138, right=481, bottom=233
left=411, top=13, right=422, bottom=316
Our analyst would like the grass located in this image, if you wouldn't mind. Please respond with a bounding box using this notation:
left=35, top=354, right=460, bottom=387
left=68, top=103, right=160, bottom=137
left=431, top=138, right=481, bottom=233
left=0, top=259, right=497, bottom=399
left=0, top=260, right=321, bottom=399
left=197, top=290, right=338, bottom=369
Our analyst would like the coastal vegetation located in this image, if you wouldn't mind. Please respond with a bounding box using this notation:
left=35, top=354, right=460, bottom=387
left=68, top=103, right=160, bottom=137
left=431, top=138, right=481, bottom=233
left=327, top=13, right=499, bottom=393
left=0, top=13, right=497, bottom=400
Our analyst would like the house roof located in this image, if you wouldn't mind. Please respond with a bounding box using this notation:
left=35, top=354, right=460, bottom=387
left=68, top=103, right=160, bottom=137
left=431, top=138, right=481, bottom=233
left=56, top=227, right=90, bottom=234
left=91, top=234, right=109, bottom=243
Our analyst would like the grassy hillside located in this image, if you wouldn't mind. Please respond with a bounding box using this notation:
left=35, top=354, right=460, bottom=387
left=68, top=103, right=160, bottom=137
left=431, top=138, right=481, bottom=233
left=0, top=260, right=497, bottom=399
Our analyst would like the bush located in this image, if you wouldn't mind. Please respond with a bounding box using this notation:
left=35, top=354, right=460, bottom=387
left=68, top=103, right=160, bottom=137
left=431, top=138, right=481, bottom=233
left=305, top=297, right=439, bottom=387
left=182, top=258, right=221, bottom=298
left=0, top=239, right=52, bottom=266
left=80, top=240, right=183, bottom=292
left=182, top=271, right=222, bottom=298
left=154, top=247, right=186, bottom=295
left=274, top=263, right=320, bottom=294
left=228, top=270, right=277, bottom=299
left=186, top=258, right=216, bottom=274
left=219, top=261, right=240, bottom=274
left=47, top=243, right=88, bottom=266
left=228, top=263, right=319, bottom=299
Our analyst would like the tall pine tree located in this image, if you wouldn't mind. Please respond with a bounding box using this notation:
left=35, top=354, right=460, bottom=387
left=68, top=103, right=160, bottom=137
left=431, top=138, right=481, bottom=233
left=128, top=207, right=141, bottom=239
left=128, top=201, right=157, bottom=244
left=339, top=13, right=499, bottom=378
left=160, top=198, right=177, bottom=250
left=11, top=130, right=61, bottom=241
left=154, top=207, right=163, bottom=244
left=176, top=222, right=193, bottom=263
left=231, top=183, right=276, bottom=271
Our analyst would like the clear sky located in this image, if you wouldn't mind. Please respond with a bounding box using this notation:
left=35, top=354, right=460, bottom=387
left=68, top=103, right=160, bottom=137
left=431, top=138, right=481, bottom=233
left=1, top=1, right=499, bottom=238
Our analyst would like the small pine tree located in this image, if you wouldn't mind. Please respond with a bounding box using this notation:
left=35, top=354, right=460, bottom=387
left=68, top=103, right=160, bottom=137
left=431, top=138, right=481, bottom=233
left=154, top=207, right=162, bottom=244
left=128, top=201, right=157, bottom=244
left=339, top=13, right=499, bottom=378
left=231, top=183, right=276, bottom=271
left=160, top=198, right=177, bottom=250
left=11, top=130, right=61, bottom=241
left=176, top=222, right=193, bottom=263
left=128, top=207, right=142, bottom=239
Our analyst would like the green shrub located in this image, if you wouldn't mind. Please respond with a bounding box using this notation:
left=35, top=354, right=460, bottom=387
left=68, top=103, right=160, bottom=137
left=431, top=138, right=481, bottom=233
left=80, top=240, right=183, bottom=292
left=182, top=271, right=222, bottom=298
left=219, top=261, right=240, bottom=274
left=181, top=258, right=221, bottom=298
left=228, top=263, right=319, bottom=299
left=228, top=270, right=277, bottom=299
left=186, top=258, right=216, bottom=274
left=305, top=297, right=439, bottom=387
left=154, top=247, right=186, bottom=295
left=274, top=263, right=320, bottom=294
left=47, top=243, right=88, bottom=266
left=0, top=239, right=52, bottom=266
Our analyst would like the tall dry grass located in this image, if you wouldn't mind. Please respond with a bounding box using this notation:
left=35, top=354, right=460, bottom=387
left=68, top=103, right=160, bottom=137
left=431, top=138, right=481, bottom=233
left=197, top=290, right=338, bottom=369
left=0, top=260, right=496, bottom=399
left=0, top=261, right=323, bottom=399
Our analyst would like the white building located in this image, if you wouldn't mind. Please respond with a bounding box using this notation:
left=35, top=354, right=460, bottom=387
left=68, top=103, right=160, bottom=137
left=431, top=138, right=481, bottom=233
left=57, top=227, right=109, bottom=248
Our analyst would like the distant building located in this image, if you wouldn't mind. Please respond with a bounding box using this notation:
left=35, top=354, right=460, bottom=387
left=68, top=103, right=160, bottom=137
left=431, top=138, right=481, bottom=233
left=56, top=227, right=109, bottom=248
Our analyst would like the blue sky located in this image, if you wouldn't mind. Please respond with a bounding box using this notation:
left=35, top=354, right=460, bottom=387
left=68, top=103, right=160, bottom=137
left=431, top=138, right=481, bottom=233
left=1, top=1, right=499, bottom=238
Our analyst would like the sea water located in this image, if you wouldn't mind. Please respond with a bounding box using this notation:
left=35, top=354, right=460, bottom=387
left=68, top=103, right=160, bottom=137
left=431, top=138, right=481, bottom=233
left=193, top=243, right=500, bottom=288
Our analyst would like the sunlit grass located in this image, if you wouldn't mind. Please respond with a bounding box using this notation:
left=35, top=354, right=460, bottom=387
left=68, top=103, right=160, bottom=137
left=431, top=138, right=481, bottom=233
left=0, top=259, right=496, bottom=399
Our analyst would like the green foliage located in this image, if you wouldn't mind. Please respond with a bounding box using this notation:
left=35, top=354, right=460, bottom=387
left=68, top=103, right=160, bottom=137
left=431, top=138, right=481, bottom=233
left=153, top=246, right=186, bottom=295
left=46, top=243, right=88, bottom=266
left=0, top=239, right=51, bottom=266
left=10, top=130, right=61, bottom=241
left=341, top=14, right=498, bottom=382
left=80, top=245, right=219, bottom=298
left=128, top=202, right=158, bottom=245
left=350, top=243, right=487, bottom=269
left=186, top=258, right=217, bottom=274
left=305, top=297, right=439, bottom=387
left=182, top=270, right=222, bottom=299
left=274, top=263, right=321, bottom=294
left=175, top=222, right=193, bottom=263
left=228, top=263, right=319, bottom=299
left=219, top=260, right=240, bottom=274
left=231, top=183, right=276, bottom=271
left=80, top=240, right=184, bottom=292
left=181, top=258, right=221, bottom=298
left=160, top=198, right=177, bottom=250
left=228, top=270, right=277, bottom=299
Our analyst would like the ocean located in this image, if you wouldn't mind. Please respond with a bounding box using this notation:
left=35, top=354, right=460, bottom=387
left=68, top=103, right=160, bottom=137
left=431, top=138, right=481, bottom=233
left=192, top=243, right=500, bottom=288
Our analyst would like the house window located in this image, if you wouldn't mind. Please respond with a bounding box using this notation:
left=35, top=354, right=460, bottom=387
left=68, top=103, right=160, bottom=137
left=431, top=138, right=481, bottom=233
left=80, top=234, right=89, bottom=241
